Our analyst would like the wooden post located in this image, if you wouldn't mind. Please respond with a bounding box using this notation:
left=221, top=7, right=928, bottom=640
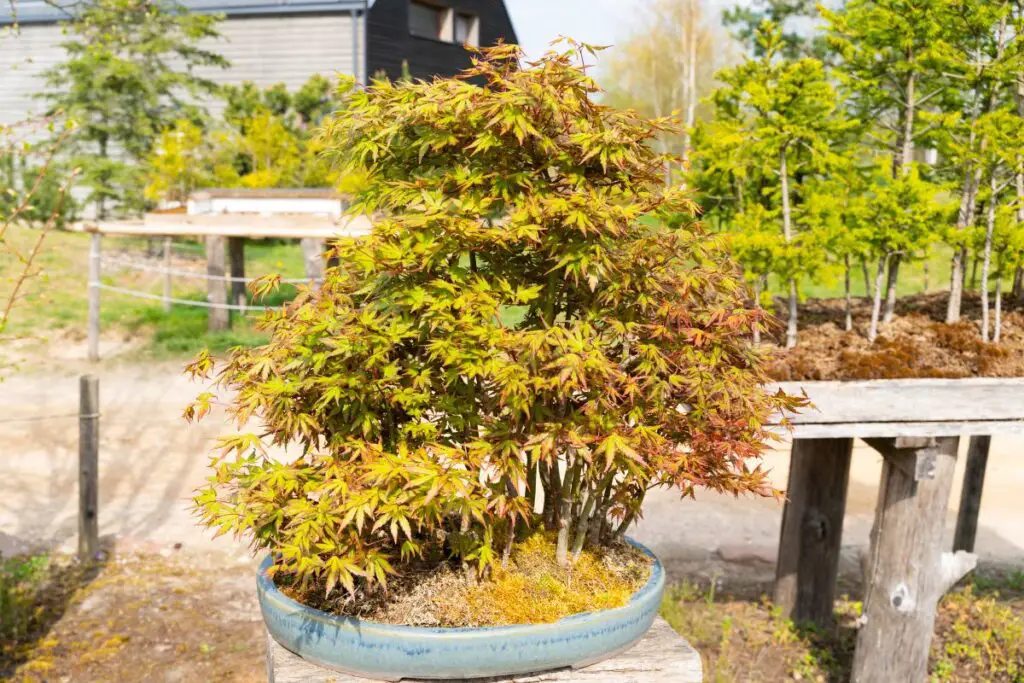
left=953, top=435, right=991, bottom=552
left=774, top=437, right=853, bottom=626
left=87, top=232, right=101, bottom=362
left=78, top=375, right=100, bottom=560
left=162, top=236, right=172, bottom=313
left=853, top=437, right=977, bottom=683
left=300, top=238, right=325, bottom=283
left=206, top=235, right=229, bottom=332
left=228, top=236, right=246, bottom=312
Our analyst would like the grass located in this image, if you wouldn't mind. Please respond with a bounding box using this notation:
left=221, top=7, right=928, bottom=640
left=1, top=224, right=308, bottom=358
left=767, top=244, right=957, bottom=301
left=660, top=570, right=1024, bottom=682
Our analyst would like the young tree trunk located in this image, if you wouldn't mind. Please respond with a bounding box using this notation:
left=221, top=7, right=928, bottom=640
left=869, top=255, right=888, bottom=343
left=883, top=254, right=900, bottom=323
left=752, top=276, right=763, bottom=345
left=861, top=258, right=871, bottom=299
left=971, top=251, right=981, bottom=291
left=948, top=140, right=983, bottom=323
left=680, top=0, right=697, bottom=168
left=981, top=173, right=998, bottom=343
left=780, top=147, right=798, bottom=348
left=1013, top=265, right=1023, bottom=304
left=923, top=259, right=930, bottom=293
left=894, top=71, right=916, bottom=178
left=844, top=254, right=853, bottom=332
left=994, top=277, right=1003, bottom=343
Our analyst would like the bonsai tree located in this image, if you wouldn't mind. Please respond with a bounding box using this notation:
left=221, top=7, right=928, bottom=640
left=187, top=42, right=798, bottom=603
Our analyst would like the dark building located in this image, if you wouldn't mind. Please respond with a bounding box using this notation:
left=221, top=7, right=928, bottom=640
left=0, top=0, right=519, bottom=125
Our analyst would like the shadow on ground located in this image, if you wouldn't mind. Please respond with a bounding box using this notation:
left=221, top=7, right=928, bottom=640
left=0, top=542, right=111, bottom=678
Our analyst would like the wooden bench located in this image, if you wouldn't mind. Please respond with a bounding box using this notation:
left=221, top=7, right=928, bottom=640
left=266, top=617, right=703, bottom=682
left=772, top=378, right=1024, bottom=683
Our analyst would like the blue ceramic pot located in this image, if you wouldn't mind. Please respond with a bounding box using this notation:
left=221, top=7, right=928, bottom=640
left=258, top=538, right=665, bottom=681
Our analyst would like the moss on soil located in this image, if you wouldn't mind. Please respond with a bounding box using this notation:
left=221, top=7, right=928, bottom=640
left=767, top=293, right=1024, bottom=380
left=661, top=570, right=1024, bottom=682
left=279, top=533, right=652, bottom=628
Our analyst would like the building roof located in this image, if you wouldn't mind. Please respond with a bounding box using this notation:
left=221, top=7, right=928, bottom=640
left=0, top=0, right=371, bottom=25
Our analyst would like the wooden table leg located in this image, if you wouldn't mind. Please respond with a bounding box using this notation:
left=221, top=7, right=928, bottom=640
left=953, top=435, right=990, bottom=552
left=853, top=437, right=977, bottom=683
left=774, top=437, right=853, bottom=626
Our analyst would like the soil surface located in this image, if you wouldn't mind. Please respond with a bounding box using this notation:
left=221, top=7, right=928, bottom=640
left=3, top=551, right=265, bottom=683
left=767, top=292, right=1024, bottom=380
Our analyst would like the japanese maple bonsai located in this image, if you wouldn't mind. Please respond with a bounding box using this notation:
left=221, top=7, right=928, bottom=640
left=186, top=41, right=797, bottom=679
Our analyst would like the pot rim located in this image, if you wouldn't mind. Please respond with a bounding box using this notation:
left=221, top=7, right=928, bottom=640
left=258, top=536, right=664, bottom=637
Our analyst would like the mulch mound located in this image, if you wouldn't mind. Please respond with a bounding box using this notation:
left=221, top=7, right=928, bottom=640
left=766, top=292, right=1024, bottom=381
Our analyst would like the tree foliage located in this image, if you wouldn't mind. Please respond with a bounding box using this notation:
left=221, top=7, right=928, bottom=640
left=187, top=43, right=800, bottom=599
left=38, top=0, right=227, bottom=217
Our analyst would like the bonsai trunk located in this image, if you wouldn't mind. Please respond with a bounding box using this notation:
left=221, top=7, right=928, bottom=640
left=555, top=460, right=579, bottom=566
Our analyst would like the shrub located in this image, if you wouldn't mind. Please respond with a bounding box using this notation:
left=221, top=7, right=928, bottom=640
left=187, top=42, right=799, bottom=602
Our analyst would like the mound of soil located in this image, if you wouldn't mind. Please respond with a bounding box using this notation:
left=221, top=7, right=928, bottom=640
left=767, top=292, right=1024, bottom=381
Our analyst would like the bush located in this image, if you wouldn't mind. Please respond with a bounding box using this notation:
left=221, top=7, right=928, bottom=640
left=187, top=42, right=798, bottom=603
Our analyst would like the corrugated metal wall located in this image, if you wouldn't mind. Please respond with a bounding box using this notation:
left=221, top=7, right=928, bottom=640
left=0, top=13, right=361, bottom=126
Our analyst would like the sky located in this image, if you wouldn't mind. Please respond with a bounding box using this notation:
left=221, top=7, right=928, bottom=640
left=502, top=0, right=634, bottom=59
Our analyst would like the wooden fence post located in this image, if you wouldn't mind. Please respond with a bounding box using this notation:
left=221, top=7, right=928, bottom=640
left=953, top=435, right=991, bottom=552
left=87, top=232, right=101, bottom=362
left=300, top=238, right=325, bottom=283
left=228, top=236, right=246, bottom=312
left=853, top=437, right=977, bottom=682
left=774, top=437, right=853, bottom=626
left=206, top=235, right=229, bottom=332
left=79, top=375, right=100, bottom=560
left=162, top=236, right=172, bottom=313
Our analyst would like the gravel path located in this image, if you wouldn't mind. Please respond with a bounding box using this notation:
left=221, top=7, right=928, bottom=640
left=3, top=362, right=1022, bottom=589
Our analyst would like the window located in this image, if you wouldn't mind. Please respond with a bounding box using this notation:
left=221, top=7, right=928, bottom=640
left=409, top=1, right=446, bottom=40
left=454, top=12, right=479, bottom=46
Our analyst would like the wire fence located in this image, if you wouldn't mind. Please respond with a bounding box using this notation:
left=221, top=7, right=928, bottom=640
left=94, top=237, right=319, bottom=313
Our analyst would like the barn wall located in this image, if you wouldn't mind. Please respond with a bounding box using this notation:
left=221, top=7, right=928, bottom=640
left=0, top=13, right=361, bottom=126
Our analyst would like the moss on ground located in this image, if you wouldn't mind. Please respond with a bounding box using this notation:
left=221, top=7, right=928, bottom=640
left=661, top=571, right=1024, bottom=682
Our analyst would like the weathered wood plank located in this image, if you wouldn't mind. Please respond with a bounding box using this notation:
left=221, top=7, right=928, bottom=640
left=778, top=421, right=1024, bottom=439
left=774, top=379, right=1024, bottom=425
left=228, top=237, right=247, bottom=312
left=774, top=438, right=852, bottom=627
left=852, top=436, right=976, bottom=683
left=953, top=435, right=991, bottom=552
left=266, top=618, right=702, bottom=683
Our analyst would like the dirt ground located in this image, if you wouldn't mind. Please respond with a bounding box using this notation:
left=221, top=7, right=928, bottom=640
left=1, top=346, right=1023, bottom=680
left=768, top=292, right=1024, bottom=380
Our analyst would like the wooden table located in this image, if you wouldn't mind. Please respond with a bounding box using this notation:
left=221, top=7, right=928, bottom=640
left=266, top=617, right=703, bottom=682
left=771, top=378, right=1024, bottom=683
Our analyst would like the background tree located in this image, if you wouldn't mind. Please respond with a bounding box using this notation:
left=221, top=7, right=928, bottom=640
left=723, top=0, right=824, bottom=59
left=693, top=22, right=855, bottom=347
left=38, top=0, right=227, bottom=218
left=600, top=0, right=724, bottom=180
left=934, top=0, right=1015, bottom=322
left=823, top=0, right=948, bottom=323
